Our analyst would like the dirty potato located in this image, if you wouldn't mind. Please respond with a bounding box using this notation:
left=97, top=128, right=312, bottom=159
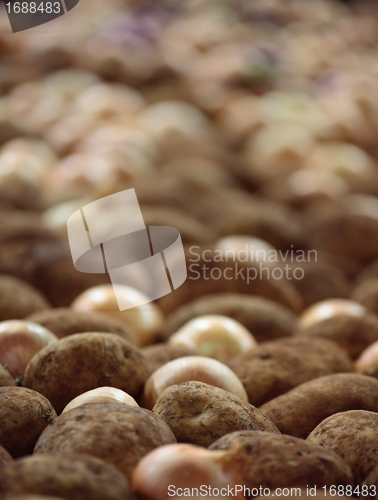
left=0, top=387, right=56, bottom=457
left=228, top=337, right=353, bottom=406
left=209, top=430, right=353, bottom=490
left=0, top=276, right=50, bottom=322
left=24, top=332, right=148, bottom=413
left=260, top=373, right=378, bottom=439
left=34, top=403, right=176, bottom=481
left=152, top=381, right=279, bottom=447
left=0, top=453, right=129, bottom=500
left=0, top=366, right=15, bottom=388
left=307, top=410, right=378, bottom=485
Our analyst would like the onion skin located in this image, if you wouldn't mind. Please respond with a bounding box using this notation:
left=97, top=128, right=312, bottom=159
left=299, top=299, right=367, bottom=329
left=355, top=341, right=378, bottom=377
left=132, top=444, right=246, bottom=500
left=0, top=320, right=58, bottom=378
left=62, top=386, right=139, bottom=414
left=141, top=356, right=248, bottom=410
left=71, top=284, right=164, bottom=347
left=168, top=315, right=257, bottom=362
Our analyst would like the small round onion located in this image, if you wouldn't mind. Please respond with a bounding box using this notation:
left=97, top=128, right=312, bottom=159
left=355, top=341, right=378, bottom=378
left=168, top=315, right=257, bottom=362
left=71, top=284, right=164, bottom=347
left=299, top=299, right=367, bottom=329
left=132, top=444, right=245, bottom=500
left=215, top=236, right=276, bottom=264
left=62, top=386, right=139, bottom=414
left=142, top=356, right=248, bottom=410
left=0, top=320, right=58, bottom=378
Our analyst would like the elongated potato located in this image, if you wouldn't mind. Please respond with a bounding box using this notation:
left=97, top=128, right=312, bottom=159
left=0, top=387, right=56, bottom=457
left=0, top=453, right=129, bottom=500
left=153, top=381, right=279, bottom=447
left=228, top=337, right=353, bottom=406
left=307, top=410, right=378, bottom=485
left=260, top=373, right=378, bottom=438
left=209, top=431, right=353, bottom=490
left=24, top=332, right=148, bottom=413
left=34, top=403, right=176, bottom=480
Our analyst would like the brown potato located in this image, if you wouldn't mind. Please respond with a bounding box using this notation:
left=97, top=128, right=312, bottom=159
left=152, top=381, right=279, bottom=447
left=0, top=366, right=15, bottom=388
left=296, top=313, right=378, bottom=359
left=227, top=337, right=354, bottom=406
left=209, top=431, right=353, bottom=490
left=0, top=387, right=56, bottom=457
left=307, top=410, right=378, bottom=485
left=141, top=344, right=196, bottom=376
left=27, top=308, right=137, bottom=344
left=34, top=403, right=176, bottom=480
left=260, top=373, right=378, bottom=439
left=165, top=294, right=298, bottom=343
left=285, top=261, right=351, bottom=308
left=0, top=453, right=129, bottom=500
left=352, top=278, right=378, bottom=316
left=0, top=276, right=50, bottom=321
left=158, top=246, right=303, bottom=315
left=24, top=332, right=148, bottom=413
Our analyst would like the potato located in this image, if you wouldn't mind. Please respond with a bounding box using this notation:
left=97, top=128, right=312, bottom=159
left=27, top=308, right=137, bottom=344
left=141, top=344, right=196, bottom=375
left=260, top=373, right=378, bottom=438
left=24, top=332, right=148, bottom=413
left=34, top=403, right=176, bottom=480
left=352, top=278, right=378, bottom=315
left=0, top=276, right=50, bottom=321
left=307, top=410, right=378, bottom=485
left=152, top=381, right=279, bottom=447
left=0, top=365, right=15, bottom=387
left=285, top=261, right=351, bottom=308
left=209, top=430, right=353, bottom=490
left=165, top=294, right=298, bottom=343
left=228, top=337, right=354, bottom=406
left=0, top=453, right=129, bottom=500
left=158, top=249, right=303, bottom=316
left=296, top=313, right=378, bottom=359
left=0, top=387, right=56, bottom=457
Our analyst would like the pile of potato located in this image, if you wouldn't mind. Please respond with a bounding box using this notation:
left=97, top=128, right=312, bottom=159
left=1, top=0, right=378, bottom=499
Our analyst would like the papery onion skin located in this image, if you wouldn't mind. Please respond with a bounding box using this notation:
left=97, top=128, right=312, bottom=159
left=355, top=340, right=378, bottom=377
left=0, top=320, right=58, bottom=378
left=141, top=356, right=248, bottom=409
left=299, top=299, right=367, bottom=329
left=62, top=386, right=139, bottom=414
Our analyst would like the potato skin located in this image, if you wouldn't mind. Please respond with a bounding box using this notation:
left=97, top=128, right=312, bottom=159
left=0, top=387, right=56, bottom=458
left=141, top=344, right=196, bottom=375
left=227, top=337, right=354, bottom=407
left=0, top=453, right=129, bottom=500
left=165, top=294, right=298, bottom=342
left=152, top=381, right=279, bottom=447
left=34, top=403, right=176, bottom=480
left=24, top=332, right=148, bottom=413
left=0, top=276, right=50, bottom=322
left=307, top=410, right=378, bottom=485
left=209, top=430, right=352, bottom=490
left=296, top=314, right=378, bottom=359
left=260, top=373, right=378, bottom=439
left=27, top=308, right=137, bottom=344
left=0, top=366, right=15, bottom=388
